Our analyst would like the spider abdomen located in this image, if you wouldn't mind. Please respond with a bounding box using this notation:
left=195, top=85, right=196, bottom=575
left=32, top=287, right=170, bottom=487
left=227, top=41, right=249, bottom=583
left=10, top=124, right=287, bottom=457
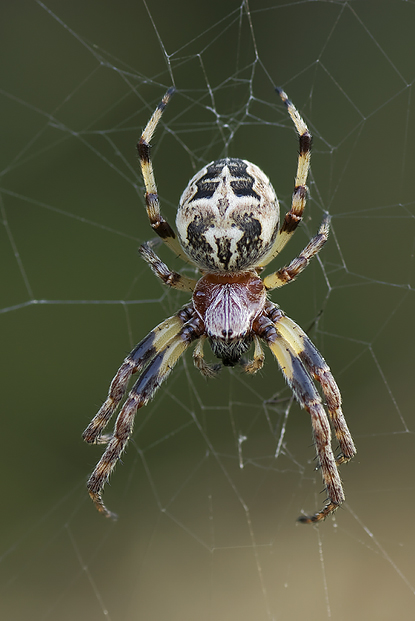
left=177, top=158, right=280, bottom=272
left=193, top=272, right=266, bottom=365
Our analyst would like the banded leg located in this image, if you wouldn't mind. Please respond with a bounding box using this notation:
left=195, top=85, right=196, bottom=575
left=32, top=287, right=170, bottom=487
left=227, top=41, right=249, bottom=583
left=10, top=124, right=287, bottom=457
left=263, top=215, right=329, bottom=291
left=139, top=243, right=197, bottom=292
left=83, top=308, right=193, bottom=445
left=86, top=315, right=204, bottom=518
left=259, top=88, right=312, bottom=268
left=137, top=88, right=189, bottom=263
left=255, top=316, right=345, bottom=523
left=267, top=304, right=356, bottom=464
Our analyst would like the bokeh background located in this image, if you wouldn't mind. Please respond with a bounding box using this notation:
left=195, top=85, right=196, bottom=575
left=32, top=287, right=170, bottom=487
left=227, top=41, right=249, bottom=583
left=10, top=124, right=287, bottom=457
left=1, top=1, right=414, bottom=619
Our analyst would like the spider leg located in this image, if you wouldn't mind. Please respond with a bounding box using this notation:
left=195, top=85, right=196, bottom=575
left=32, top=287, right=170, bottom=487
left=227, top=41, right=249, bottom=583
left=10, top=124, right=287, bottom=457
left=139, top=242, right=197, bottom=292
left=83, top=307, right=194, bottom=445
left=267, top=304, right=356, bottom=465
left=137, top=88, right=189, bottom=263
left=86, top=312, right=204, bottom=518
left=258, top=88, right=312, bottom=268
left=263, top=215, right=329, bottom=291
left=255, top=315, right=345, bottom=523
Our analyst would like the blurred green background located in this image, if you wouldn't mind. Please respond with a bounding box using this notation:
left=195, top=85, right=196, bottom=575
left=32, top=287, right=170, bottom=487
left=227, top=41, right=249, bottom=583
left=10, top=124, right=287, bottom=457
left=1, top=1, right=414, bottom=619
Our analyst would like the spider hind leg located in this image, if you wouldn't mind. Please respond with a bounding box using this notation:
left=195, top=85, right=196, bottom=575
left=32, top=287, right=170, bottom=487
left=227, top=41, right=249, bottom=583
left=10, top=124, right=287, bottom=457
left=137, top=88, right=189, bottom=263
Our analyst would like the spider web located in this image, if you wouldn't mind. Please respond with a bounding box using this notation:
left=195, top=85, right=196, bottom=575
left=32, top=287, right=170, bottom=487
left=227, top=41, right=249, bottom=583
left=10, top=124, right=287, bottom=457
left=1, top=0, right=415, bottom=619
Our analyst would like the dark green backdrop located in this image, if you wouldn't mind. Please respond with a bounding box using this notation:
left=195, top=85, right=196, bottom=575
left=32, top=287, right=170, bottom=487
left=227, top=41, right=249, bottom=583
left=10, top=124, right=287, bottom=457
left=1, top=1, right=414, bottom=619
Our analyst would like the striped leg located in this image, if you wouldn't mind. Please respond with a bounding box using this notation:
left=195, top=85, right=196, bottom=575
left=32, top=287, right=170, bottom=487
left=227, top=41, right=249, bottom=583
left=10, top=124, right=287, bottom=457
left=86, top=313, right=203, bottom=519
left=263, top=216, right=329, bottom=291
left=137, top=88, right=189, bottom=263
left=83, top=312, right=188, bottom=446
left=259, top=88, right=312, bottom=268
left=255, top=315, right=347, bottom=523
left=267, top=304, right=356, bottom=465
left=139, top=243, right=197, bottom=292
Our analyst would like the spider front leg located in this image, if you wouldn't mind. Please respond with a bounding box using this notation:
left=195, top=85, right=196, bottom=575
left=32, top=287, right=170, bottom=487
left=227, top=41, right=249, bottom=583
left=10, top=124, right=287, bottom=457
left=86, top=309, right=204, bottom=518
left=83, top=310, right=192, bottom=445
left=267, top=304, right=356, bottom=465
left=255, top=315, right=346, bottom=523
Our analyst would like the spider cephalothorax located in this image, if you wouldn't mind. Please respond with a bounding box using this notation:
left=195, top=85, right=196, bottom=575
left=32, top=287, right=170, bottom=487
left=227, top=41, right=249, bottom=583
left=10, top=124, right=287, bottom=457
left=83, top=87, right=356, bottom=523
left=193, top=271, right=266, bottom=366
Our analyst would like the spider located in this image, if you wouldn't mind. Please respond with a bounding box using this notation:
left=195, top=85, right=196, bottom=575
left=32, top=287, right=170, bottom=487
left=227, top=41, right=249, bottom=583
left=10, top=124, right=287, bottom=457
left=83, top=87, right=356, bottom=523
